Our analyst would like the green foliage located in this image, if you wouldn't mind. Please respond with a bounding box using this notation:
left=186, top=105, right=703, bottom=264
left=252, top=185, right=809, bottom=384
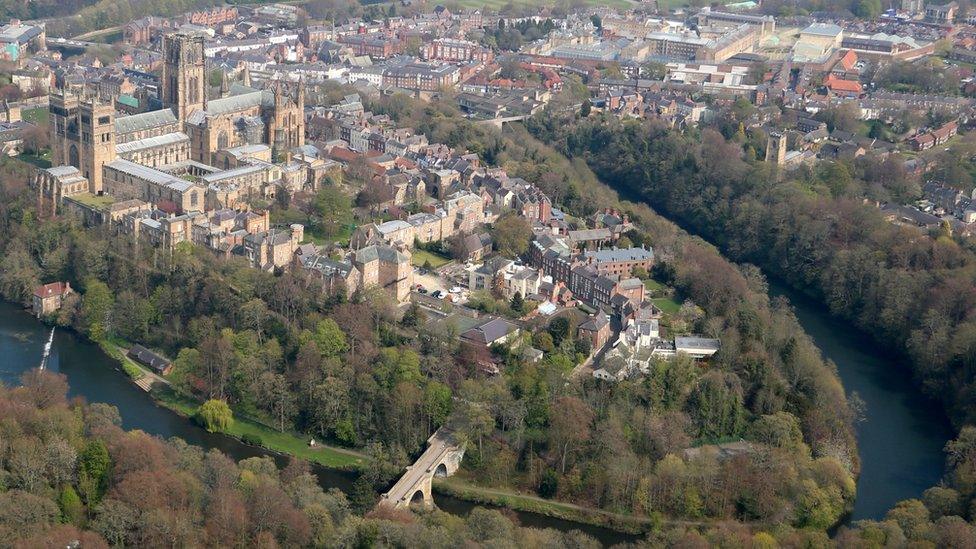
left=547, top=317, right=571, bottom=347
left=240, top=433, right=262, bottom=446
left=510, top=292, right=525, bottom=314
left=78, top=440, right=110, bottom=506
left=80, top=279, right=113, bottom=342
left=313, top=186, right=352, bottom=239
left=196, top=399, right=233, bottom=433
left=310, top=319, right=348, bottom=357
left=491, top=213, right=533, bottom=257
left=687, top=373, right=745, bottom=440
left=538, top=469, right=558, bottom=498
left=57, top=485, right=84, bottom=526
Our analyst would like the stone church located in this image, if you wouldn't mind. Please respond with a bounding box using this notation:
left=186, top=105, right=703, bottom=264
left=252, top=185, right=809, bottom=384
left=47, top=31, right=305, bottom=199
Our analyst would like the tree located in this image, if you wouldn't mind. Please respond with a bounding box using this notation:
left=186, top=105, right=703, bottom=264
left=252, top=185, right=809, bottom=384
left=547, top=317, right=571, bottom=347
left=356, top=181, right=393, bottom=213
left=314, top=186, right=352, bottom=238
left=590, top=14, right=602, bottom=28
left=548, top=396, right=593, bottom=474
left=79, top=279, right=113, bottom=341
left=310, top=319, right=348, bottom=357
left=538, top=469, right=558, bottom=498
left=197, top=399, right=234, bottom=433
left=77, top=440, right=110, bottom=506
left=57, top=486, right=84, bottom=526
left=687, top=371, right=746, bottom=440
left=580, top=100, right=591, bottom=118
left=854, top=0, right=882, bottom=18
left=510, top=291, right=524, bottom=314
left=491, top=213, right=532, bottom=257
left=532, top=331, right=555, bottom=353
left=21, top=124, right=49, bottom=155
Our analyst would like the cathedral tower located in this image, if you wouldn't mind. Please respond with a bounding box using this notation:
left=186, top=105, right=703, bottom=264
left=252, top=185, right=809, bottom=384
left=162, top=33, right=207, bottom=120
left=77, top=97, right=116, bottom=194
left=49, top=88, right=115, bottom=194
left=266, top=79, right=305, bottom=159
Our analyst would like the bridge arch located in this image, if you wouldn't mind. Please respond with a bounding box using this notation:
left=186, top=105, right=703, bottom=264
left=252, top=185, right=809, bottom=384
left=434, top=463, right=448, bottom=478
left=410, top=490, right=426, bottom=506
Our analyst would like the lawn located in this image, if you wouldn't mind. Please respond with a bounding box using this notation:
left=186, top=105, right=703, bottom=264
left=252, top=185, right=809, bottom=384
left=412, top=249, right=451, bottom=269
left=68, top=192, right=117, bottom=209
left=99, top=338, right=145, bottom=381
left=154, top=388, right=365, bottom=470
left=652, top=296, right=683, bottom=314
left=17, top=150, right=51, bottom=169
left=21, top=107, right=48, bottom=125
left=643, top=278, right=665, bottom=293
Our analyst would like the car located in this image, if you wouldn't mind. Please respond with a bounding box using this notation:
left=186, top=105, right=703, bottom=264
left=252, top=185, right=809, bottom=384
left=418, top=288, right=428, bottom=294
left=431, top=290, right=444, bottom=299
left=450, top=286, right=463, bottom=294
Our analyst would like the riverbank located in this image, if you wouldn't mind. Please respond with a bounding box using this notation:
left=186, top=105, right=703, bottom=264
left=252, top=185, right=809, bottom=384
left=95, top=336, right=366, bottom=470
left=434, top=477, right=655, bottom=535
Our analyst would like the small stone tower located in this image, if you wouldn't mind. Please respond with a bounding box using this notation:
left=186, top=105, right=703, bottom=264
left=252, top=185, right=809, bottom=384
left=765, top=131, right=787, bottom=166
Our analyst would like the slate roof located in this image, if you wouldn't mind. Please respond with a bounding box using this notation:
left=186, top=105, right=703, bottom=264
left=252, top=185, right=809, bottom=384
left=461, top=318, right=517, bottom=345
left=115, top=109, right=179, bottom=135
left=584, top=247, right=654, bottom=263
left=115, top=132, right=189, bottom=154
left=128, top=344, right=171, bottom=374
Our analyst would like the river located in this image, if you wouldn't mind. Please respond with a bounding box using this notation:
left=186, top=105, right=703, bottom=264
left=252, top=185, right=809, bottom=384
left=768, top=281, right=953, bottom=521
left=0, top=300, right=636, bottom=546
left=1, top=278, right=952, bottom=533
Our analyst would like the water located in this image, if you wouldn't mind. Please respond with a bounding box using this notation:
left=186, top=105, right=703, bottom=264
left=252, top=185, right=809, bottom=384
left=0, top=300, right=637, bottom=546
left=769, top=281, right=953, bottom=521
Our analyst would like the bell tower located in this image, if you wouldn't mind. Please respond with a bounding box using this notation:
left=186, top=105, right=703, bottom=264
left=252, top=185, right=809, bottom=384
left=162, top=32, right=207, bottom=120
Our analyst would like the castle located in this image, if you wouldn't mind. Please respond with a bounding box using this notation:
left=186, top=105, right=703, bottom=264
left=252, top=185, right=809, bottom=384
left=43, top=31, right=305, bottom=214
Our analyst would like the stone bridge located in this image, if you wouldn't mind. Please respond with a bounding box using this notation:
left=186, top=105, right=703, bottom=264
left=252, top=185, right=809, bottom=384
left=378, top=428, right=465, bottom=509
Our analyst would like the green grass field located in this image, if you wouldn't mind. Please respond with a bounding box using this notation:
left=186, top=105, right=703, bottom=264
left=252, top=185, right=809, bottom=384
left=412, top=249, right=451, bottom=268
left=68, top=192, right=116, bottom=209
left=155, top=388, right=365, bottom=469
left=21, top=107, right=48, bottom=125
left=652, top=296, right=682, bottom=314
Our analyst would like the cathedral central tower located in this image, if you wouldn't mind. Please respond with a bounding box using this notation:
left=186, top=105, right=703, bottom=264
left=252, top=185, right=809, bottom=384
left=162, top=33, right=206, bottom=120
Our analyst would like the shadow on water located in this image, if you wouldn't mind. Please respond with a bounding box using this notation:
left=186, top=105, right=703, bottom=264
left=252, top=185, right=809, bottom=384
left=0, top=301, right=638, bottom=546
left=768, top=280, right=953, bottom=521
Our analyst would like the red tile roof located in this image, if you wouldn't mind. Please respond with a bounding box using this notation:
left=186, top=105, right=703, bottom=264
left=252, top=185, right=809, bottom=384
left=824, top=74, right=862, bottom=94
left=838, top=49, right=858, bottom=72
left=33, top=282, right=69, bottom=299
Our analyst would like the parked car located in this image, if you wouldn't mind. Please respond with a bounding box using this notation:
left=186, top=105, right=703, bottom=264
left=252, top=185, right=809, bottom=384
left=418, top=287, right=428, bottom=294
left=450, top=286, right=463, bottom=294
left=431, top=290, right=444, bottom=299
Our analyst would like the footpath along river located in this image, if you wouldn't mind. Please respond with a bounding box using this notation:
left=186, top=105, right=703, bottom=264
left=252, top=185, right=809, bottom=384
left=0, top=300, right=636, bottom=545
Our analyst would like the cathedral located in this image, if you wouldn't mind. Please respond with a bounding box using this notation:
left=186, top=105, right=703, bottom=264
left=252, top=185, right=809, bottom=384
left=44, top=31, right=305, bottom=213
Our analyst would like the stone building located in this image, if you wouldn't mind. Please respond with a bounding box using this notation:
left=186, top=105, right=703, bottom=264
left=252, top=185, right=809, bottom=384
left=44, top=30, right=306, bottom=216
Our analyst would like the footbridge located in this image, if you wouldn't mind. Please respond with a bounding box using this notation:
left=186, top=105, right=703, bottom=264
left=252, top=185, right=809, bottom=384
left=378, top=428, right=465, bottom=509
